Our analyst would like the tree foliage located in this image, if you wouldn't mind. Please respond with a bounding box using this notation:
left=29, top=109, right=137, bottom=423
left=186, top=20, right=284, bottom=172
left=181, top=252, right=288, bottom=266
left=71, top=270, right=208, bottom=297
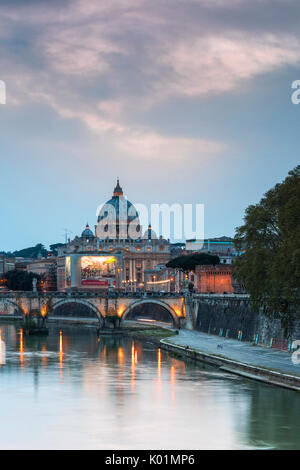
left=49, top=243, right=64, bottom=256
left=13, top=243, right=48, bottom=259
left=2, top=270, right=42, bottom=291
left=166, top=253, right=220, bottom=272
left=1, top=244, right=48, bottom=259
left=234, top=166, right=300, bottom=315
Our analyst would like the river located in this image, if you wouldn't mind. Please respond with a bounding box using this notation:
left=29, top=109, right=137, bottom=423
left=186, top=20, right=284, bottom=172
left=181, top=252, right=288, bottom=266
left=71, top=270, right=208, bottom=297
left=0, top=322, right=299, bottom=450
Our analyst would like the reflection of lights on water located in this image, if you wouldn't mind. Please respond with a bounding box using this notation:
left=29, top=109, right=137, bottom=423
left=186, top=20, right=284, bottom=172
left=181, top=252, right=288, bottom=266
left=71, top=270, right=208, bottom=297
left=42, top=344, right=47, bottom=366
left=157, top=348, right=161, bottom=379
left=19, top=328, right=23, bottom=366
left=59, top=330, right=63, bottom=370
left=155, top=348, right=162, bottom=400
left=170, top=365, right=175, bottom=384
left=131, top=342, right=135, bottom=390
left=118, top=347, right=124, bottom=364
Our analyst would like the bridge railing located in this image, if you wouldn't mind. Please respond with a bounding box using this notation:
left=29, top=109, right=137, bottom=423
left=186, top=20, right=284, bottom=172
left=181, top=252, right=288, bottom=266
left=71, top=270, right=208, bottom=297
left=0, top=290, right=250, bottom=301
left=0, top=290, right=184, bottom=299
left=192, top=293, right=250, bottom=300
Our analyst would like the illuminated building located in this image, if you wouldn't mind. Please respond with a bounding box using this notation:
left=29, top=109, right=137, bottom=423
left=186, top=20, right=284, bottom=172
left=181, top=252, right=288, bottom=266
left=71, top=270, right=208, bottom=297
left=144, top=264, right=176, bottom=293
left=56, top=180, right=173, bottom=291
left=195, top=265, right=234, bottom=294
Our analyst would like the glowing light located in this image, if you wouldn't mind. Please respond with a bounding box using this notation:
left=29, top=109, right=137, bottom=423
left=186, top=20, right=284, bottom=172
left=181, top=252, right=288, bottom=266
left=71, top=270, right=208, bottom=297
left=147, top=279, right=171, bottom=285
left=117, top=305, right=126, bottom=317
left=21, top=303, right=29, bottom=316
left=81, top=255, right=117, bottom=286
left=174, top=307, right=183, bottom=317
left=137, top=318, right=156, bottom=322
left=41, top=305, right=47, bottom=317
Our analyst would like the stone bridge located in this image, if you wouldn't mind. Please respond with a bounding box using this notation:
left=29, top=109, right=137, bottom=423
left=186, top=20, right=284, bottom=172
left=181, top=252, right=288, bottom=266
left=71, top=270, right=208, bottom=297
left=0, top=291, right=187, bottom=327
left=0, top=291, right=253, bottom=331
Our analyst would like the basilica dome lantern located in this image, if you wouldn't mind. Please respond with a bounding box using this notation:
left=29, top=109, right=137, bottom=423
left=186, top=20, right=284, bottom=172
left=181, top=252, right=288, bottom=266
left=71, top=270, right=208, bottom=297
left=81, top=223, right=95, bottom=241
left=142, top=224, right=157, bottom=241
left=96, top=180, right=142, bottom=240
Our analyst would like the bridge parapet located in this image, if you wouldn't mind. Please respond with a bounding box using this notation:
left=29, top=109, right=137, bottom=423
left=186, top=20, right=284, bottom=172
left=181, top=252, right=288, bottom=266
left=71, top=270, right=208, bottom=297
left=0, top=291, right=183, bottom=300
left=1, top=291, right=248, bottom=328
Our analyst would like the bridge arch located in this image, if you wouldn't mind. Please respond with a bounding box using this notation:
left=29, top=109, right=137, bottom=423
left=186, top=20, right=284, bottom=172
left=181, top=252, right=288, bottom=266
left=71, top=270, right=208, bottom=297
left=121, top=299, right=179, bottom=326
left=51, top=299, right=103, bottom=323
left=0, top=298, right=24, bottom=316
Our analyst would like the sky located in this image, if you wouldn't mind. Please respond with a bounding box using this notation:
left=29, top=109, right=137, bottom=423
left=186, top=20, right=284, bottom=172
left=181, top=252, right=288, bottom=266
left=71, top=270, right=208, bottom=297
left=0, top=0, right=299, bottom=251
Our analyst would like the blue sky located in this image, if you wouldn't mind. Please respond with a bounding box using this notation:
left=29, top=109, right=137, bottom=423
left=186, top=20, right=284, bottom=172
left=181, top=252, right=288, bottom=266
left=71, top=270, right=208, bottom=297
left=0, top=0, right=299, bottom=251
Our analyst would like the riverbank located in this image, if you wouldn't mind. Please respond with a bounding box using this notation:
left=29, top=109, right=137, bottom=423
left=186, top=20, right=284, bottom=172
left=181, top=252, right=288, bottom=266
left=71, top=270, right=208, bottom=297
left=127, top=325, right=176, bottom=346
left=160, top=329, right=300, bottom=391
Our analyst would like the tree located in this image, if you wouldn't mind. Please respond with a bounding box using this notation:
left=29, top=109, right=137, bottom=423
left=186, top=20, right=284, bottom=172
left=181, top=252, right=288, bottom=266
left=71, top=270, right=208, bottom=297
left=166, top=253, right=220, bottom=272
left=234, top=166, right=300, bottom=316
left=2, top=270, right=42, bottom=291
left=13, top=243, right=48, bottom=259
left=49, top=243, right=65, bottom=256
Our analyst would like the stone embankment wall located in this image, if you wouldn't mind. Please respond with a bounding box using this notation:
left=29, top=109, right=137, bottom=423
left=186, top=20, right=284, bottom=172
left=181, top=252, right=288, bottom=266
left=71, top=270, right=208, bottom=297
left=192, top=296, right=300, bottom=346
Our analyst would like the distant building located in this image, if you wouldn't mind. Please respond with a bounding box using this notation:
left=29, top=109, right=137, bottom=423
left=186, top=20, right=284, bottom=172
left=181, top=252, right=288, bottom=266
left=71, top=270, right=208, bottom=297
left=0, top=255, right=16, bottom=277
left=14, top=258, right=35, bottom=271
left=218, top=255, right=233, bottom=265
left=195, top=265, right=234, bottom=294
left=144, top=264, right=176, bottom=292
left=185, top=236, right=235, bottom=255
left=27, top=258, right=57, bottom=291
left=193, top=264, right=246, bottom=294
left=56, top=180, right=176, bottom=292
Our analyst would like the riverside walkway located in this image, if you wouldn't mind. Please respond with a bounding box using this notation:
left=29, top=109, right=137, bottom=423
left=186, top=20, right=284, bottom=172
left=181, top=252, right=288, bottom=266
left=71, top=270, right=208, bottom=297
left=162, top=329, right=300, bottom=386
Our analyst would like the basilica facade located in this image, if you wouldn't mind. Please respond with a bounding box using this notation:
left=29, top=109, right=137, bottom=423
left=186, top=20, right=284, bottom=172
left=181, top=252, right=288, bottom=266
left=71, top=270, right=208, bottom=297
left=56, top=180, right=176, bottom=292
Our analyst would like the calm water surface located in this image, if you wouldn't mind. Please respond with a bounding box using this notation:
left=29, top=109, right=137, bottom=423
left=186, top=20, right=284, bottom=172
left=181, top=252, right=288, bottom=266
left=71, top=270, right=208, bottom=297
left=0, top=322, right=300, bottom=450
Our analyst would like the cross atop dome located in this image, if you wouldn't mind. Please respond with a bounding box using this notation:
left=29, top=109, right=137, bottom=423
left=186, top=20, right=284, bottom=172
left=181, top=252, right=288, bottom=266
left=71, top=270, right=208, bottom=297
left=113, top=178, right=123, bottom=197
